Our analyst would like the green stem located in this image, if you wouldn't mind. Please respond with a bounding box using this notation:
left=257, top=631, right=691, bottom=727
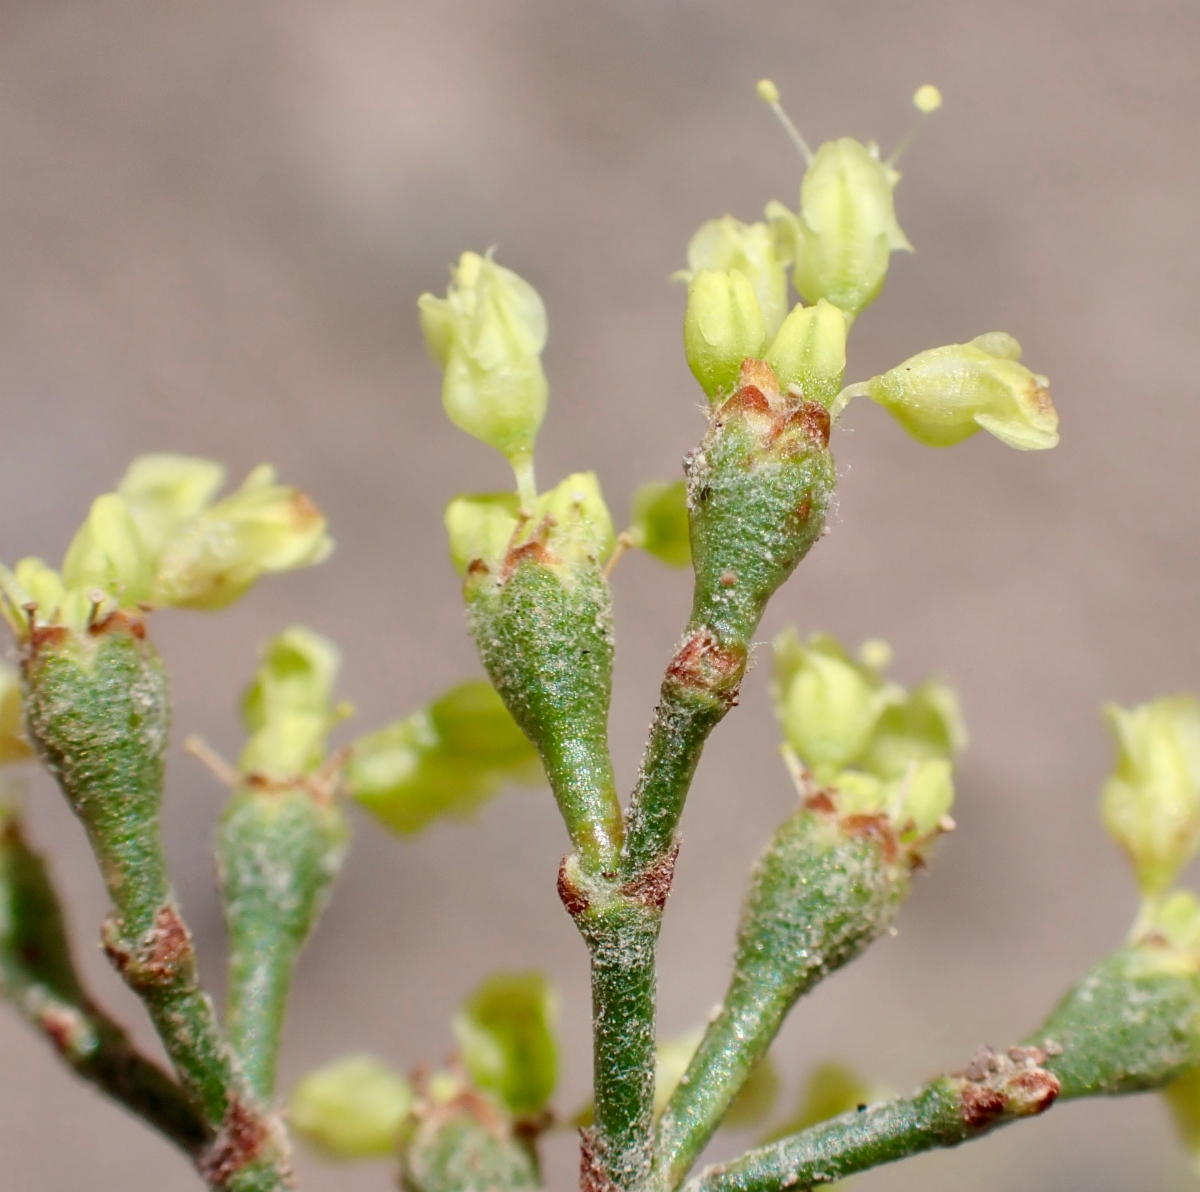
left=622, top=389, right=834, bottom=879
left=586, top=899, right=661, bottom=1191
left=22, top=624, right=291, bottom=1190
left=621, top=646, right=740, bottom=879
left=0, top=812, right=210, bottom=1157
left=683, top=1078, right=1012, bottom=1192
left=687, top=939, right=1200, bottom=1192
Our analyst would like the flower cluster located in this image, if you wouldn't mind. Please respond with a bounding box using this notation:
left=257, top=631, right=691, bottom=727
left=0, top=454, right=331, bottom=639
left=771, top=630, right=965, bottom=843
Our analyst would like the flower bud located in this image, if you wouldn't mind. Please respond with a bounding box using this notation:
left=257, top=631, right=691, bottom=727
left=851, top=333, right=1059, bottom=451
left=536, top=471, right=617, bottom=573
left=771, top=630, right=900, bottom=781
left=858, top=679, right=966, bottom=781
left=61, top=493, right=154, bottom=607
left=763, top=299, right=847, bottom=407
left=0, top=665, right=32, bottom=764
left=683, top=269, right=767, bottom=402
left=117, top=454, right=226, bottom=556
left=444, top=494, right=521, bottom=577
left=152, top=464, right=332, bottom=609
left=289, top=1053, right=415, bottom=1158
left=682, top=217, right=789, bottom=341
left=628, top=480, right=691, bottom=568
left=768, top=137, right=911, bottom=319
left=238, top=626, right=349, bottom=781
left=1101, top=696, right=1200, bottom=899
left=418, top=251, right=548, bottom=470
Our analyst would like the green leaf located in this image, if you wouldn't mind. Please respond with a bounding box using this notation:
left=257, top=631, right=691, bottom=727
left=628, top=481, right=691, bottom=568
left=348, top=680, right=543, bottom=835
left=453, top=971, right=559, bottom=1116
left=289, top=1053, right=414, bottom=1159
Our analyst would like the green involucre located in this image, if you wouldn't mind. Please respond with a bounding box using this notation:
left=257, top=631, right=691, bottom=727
left=401, top=1096, right=541, bottom=1192
left=655, top=799, right=912, bottom=1186
left=1029, top=943, right=1200, bottom=1099
left=218, top=783, right=350, bottom=1099
left=685, top=394, right=834, bottom=646
left=21, top=626, right=171, bottom=941
left=466, top=559, right=621, bottom=873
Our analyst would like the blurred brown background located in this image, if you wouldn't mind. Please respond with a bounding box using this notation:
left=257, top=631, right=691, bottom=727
left=0, top=1, right=1198, bottom=1188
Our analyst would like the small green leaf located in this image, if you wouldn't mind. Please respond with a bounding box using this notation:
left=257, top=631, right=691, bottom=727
left=723, top=1053, right=783, bottom=1130
left=629, top=481, right=691, bottom=568
left=453, top=971, right=559, bottom=1116
left=348, top=681, right=543, bottom=836
left=289, top=1053, right=414, bottom=1159
left=428, top=681, right=537, bottom=770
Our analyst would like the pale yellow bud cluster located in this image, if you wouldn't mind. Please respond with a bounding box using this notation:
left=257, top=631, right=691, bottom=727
left=771, top=629, right=965, bottom=840
left=678, top=80, right=934, bottom=411
left=676, top=81, right=1060, bottom=457
left=239, top=627, right=352, bottom=781
left=1101, top=696, right=1200, bottom=901
left=0, top=454, right=332, bottom=640
left=445, top=471, right=615, bottom=582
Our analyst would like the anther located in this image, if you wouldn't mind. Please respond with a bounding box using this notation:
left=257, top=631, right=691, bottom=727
left=885, top=84, right=943, bottom=168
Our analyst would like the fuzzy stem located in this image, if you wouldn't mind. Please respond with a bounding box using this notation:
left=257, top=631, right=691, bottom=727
left=0, top=813, right=211, bottom=1157
left=686, top=939, right=1200, bottom=1192
left=570, top=884, right=662, bottom=1192
left=683, top=1078, right=1016, bottom=1192
left=21, top=625, right=291, bottom=1190
left=622, top=379, right=835, bottom=879
left=621, top=666, right=735, bottom=879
